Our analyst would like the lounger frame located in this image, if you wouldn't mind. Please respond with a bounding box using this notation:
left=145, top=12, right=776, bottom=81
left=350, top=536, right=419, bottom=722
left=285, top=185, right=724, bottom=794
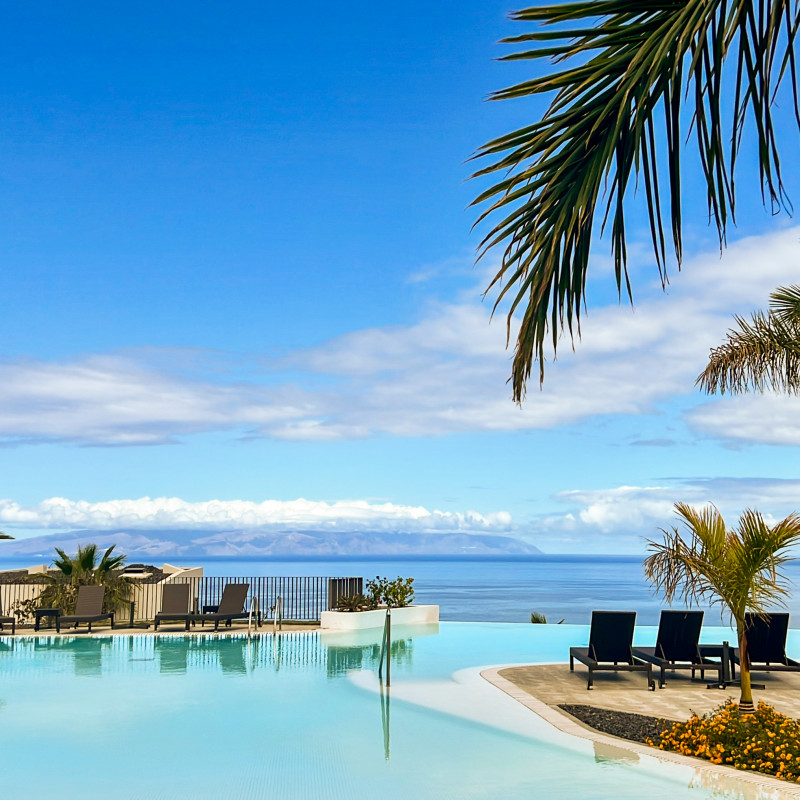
left=154, top=583, right=194, bottom=631
left=632, top=610, right=724, bottom=688
left=733, top=613, right=800, bottom=674
left=57, top=586, right=114, bottom=633
left=190, top=583, right=257, bottom=632
left=569, top=610, right=655, bottom=690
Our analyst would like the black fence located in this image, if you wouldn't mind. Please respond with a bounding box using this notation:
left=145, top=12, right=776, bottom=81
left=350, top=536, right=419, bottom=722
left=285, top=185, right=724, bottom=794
left=0, top=575, right=363, bottom=625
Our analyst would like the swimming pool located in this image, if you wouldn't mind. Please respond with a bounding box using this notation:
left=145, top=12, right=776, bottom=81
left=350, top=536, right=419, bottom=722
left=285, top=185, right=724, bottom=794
left=0, top=623, right=774, bottom=799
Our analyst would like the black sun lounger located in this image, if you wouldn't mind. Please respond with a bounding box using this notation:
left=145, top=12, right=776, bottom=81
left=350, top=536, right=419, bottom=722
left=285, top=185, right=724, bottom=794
left=632, top=610, right=723, bottom=688
left=154, top=583, right=193, bottom=631
left=570, top=610, right=655, bottom=690
left=733, top=612, right=800, bottom=674
left=58, top=585, right=114, bottom=633
left=191, top=583, right=255, bottom=632
left=0, top=602, right=14, bottom=635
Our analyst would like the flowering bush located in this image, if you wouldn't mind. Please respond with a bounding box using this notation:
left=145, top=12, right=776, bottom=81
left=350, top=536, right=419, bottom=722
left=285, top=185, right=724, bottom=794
left=648, top=700, right=800, bottom=782
left=365, top=576, right=415, bottom=608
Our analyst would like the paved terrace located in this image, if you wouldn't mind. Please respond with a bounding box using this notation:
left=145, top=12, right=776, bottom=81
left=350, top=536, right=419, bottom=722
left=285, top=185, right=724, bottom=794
left=497, top=663, right=800, bottom=720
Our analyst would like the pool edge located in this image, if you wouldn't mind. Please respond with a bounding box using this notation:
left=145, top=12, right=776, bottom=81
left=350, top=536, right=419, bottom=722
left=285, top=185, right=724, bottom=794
left=482, top=666, right=800, bottom=800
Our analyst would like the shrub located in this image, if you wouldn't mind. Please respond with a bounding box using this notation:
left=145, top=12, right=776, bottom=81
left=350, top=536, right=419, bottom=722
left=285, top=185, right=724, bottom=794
left=649, top=700, right=800, bottom=782
left=530, top=611, right=565, bottom=624
left=336, top=594, right=369, bottom=612
left=10, top=598, right=39, bottom=623
left=22, top=544, right=133, bottom=616
left=365, top=576, right=415, bottom=608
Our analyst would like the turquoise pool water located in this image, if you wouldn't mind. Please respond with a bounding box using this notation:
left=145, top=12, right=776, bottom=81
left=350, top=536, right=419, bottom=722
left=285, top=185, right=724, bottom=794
left=0, top=623, right=770, bottom=799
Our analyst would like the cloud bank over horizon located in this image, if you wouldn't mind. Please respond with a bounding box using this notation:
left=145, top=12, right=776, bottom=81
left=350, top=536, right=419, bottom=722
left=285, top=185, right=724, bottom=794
left=0, top=228, right=798, bottom=448
left=0, top=495, right=512, bottom=535
left=2, top=476, right=799, bottom=555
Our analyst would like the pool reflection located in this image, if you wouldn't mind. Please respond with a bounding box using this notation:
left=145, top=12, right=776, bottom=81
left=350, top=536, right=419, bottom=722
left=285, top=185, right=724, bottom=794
left=0, top=625, right=439, bottom=682
left=320, top=622, right=438, bottom=678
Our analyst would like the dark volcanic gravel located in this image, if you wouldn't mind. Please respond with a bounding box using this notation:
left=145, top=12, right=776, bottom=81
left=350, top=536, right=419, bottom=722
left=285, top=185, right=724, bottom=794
left=559, top=704, right=674, bottom=744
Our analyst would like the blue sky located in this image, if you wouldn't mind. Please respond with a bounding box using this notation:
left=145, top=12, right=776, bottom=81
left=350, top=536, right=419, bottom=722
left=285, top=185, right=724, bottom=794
left=1, top=1, right=800, bottom=554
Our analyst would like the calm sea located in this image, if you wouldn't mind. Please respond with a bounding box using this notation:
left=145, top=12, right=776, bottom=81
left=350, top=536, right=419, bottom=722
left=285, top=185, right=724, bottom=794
left=4, top=554, right=795, bottom=626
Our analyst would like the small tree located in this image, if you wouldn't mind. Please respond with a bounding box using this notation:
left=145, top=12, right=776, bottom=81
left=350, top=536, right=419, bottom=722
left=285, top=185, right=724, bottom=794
left=644, top=503, right=800, bottom=714
left=31, top=544, right=133, bottom=615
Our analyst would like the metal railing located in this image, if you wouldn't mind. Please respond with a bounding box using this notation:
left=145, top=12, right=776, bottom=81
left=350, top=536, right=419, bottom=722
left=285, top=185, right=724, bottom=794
left=378, top=607, right=392, bottom=760
left=273, top=595, right=284, bottom=632
left=0, top=575, right=362, bottom=626
left=378, top=607, right=391, bottom=686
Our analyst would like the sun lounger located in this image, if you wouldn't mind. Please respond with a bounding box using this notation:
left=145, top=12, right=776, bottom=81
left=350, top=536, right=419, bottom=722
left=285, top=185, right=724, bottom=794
left=154, top=583, right=193, bottom=631
left=732, top=612, right=800, bottom=674
left=570, top=610, right=655, bottom=690
left=57, top=585, right=114, bottom=633
left=191, top=583, right=256, bottom=632
left=632, top=610, right=723, bottom=688
left=0, top=602, right=14, bottom=635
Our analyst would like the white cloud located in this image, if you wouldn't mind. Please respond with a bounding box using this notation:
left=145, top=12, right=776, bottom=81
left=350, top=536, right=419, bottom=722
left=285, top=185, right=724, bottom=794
left=0, top=228, right=797, bottom=445
left=687, top=394, right=800, bottom=446
left=529, top=477, right=800, bottom=553
left=0, top=354, right=312, bottom=445
left=0, top=495, right=513, bottom=533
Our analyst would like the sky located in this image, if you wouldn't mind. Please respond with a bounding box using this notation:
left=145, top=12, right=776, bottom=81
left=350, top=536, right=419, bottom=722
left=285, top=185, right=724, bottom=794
left=1, top=1, right=800, bottom=555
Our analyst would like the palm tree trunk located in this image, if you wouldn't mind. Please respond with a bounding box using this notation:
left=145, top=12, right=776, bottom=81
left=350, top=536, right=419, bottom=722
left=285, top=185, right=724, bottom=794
left=737, top=625, right=755, bottom=714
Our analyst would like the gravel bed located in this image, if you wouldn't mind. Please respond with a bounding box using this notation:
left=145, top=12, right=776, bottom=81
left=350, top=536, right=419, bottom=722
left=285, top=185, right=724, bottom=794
left=558, top=704, right=674, bottom=744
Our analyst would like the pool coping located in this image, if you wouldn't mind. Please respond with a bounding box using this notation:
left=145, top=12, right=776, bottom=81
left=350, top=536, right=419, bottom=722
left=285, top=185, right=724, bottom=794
left=482, top=666, right=800, bottom=800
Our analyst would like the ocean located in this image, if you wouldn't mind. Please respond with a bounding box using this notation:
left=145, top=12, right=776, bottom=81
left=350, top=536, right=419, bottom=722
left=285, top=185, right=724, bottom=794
left=5, top=554, right=796, bottom=626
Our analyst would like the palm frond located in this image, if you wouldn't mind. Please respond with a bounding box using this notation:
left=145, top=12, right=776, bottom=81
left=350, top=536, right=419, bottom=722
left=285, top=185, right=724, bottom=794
left=645, top=503, right=800, bottom=625
left=698, top=284, right=800, bottom=393
left=474, top=0, right=800, bottom=398
left=644, top=502, right=729, bottom=609
left=97, top=544, right=126, bottom=576
left=53, top=547, right=74, bottom=577
left=768, top=284, right=800, bottom=325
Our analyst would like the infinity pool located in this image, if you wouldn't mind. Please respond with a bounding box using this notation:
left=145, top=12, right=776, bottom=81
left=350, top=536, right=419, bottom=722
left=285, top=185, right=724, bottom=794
left=0, top=623, right=769, bottom=799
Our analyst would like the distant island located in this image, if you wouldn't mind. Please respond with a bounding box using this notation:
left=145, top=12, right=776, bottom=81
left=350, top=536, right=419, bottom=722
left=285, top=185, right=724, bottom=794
left=0, top=527, right=541, bottom=559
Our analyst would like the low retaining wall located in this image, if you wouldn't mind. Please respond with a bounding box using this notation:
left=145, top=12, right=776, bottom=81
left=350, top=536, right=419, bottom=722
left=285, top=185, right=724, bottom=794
left=320, top=604, right=439, bottom=630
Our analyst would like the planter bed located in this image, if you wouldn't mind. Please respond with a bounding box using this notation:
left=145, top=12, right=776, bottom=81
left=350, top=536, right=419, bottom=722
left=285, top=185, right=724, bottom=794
left=320, top=604, right=439, bottom=630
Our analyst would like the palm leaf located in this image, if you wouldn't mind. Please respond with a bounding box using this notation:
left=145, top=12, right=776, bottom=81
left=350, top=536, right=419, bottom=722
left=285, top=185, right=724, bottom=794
left=645, top=503, right=800, bottom=625
left=473, top=0, right=800, bottom=398
left=697, top=283, right=800, bottom=393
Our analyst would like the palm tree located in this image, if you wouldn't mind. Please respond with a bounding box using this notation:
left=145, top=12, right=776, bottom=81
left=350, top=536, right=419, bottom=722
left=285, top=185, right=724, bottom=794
left=53, top=543, right=126, bottom=585
left=473, top=1, right=800, bottom=399
left=32, top=544, right=133, bottom=615
left=698, top=284, right=800, bottom=394
left=644, top=502, right=800, bottom=713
